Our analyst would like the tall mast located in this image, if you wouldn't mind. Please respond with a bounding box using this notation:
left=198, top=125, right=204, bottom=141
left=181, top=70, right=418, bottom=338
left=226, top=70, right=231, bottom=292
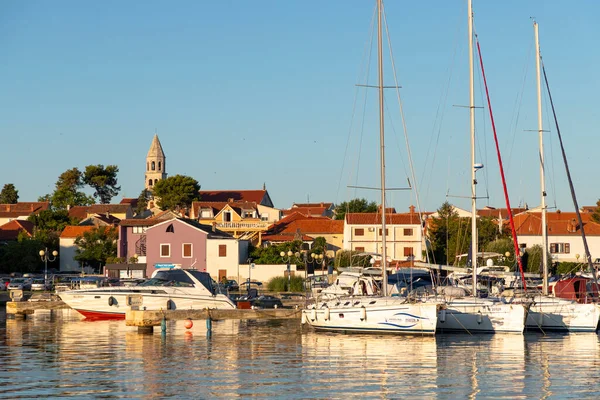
left=468, top=0, right=478, bottom=295
left=377, top=0, right=388, bottom=296
left=534, top=21, right=549, bottom=295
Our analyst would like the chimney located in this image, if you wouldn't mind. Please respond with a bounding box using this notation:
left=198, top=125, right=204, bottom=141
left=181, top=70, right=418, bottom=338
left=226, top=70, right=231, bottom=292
left=228, top=198, right=234, bottom=203
left=212, top=222, right=216, bottom=232
left=409, top=205, right=416, bottom=214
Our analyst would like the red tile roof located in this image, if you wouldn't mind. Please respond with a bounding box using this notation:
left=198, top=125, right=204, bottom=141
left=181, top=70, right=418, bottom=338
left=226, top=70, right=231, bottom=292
left=120, top=198, right=139, bottom=207
left=267, top=213, right=343, bottom=235
left=199, top=190, right=267, bottom=204
left=261, top=233, right=315, bottom=242
left=477, top=207, right=528, bottom=219
left=0, top=202, right=49, bottom=219
left=346, top=212, right=422, bottom=225
left=0, top=220, right=34, bottom=241
left=282, top=206, right=328, bottom=217
left=514, top=211, right=600, bottom=236
left=68, top=204, right=131, bottom=220
left=292, top=202, right=333, bottom=209
left=60, top=225, right=95, bottom=238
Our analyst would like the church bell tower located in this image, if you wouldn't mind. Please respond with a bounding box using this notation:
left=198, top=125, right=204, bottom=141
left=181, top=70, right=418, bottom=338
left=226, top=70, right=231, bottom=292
left=145, top=134, right=167, bottom=191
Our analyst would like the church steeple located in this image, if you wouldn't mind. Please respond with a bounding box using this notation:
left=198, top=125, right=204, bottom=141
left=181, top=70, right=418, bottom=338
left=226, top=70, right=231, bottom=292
left=145, top=134, right=167, bottom=191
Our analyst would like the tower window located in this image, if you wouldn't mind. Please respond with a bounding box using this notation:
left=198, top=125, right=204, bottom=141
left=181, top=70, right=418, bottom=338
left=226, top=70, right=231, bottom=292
left=151, top=161, right=156, bottom=171
left=147, top=162, right=149, bottom=171
left=148, top=179, right=153, bottom=187
left=158, top=161, right=161, bottom=171
left=154, top=179, right=158, bottom=185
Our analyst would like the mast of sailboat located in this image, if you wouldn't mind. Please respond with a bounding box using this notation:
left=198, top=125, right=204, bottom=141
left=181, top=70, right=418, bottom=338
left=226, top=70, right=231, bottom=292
left=534, top=21, right=549, bottom=296
left=377, top=0, right=388, bottom=296
left=468, top=0, right=478, bottom=296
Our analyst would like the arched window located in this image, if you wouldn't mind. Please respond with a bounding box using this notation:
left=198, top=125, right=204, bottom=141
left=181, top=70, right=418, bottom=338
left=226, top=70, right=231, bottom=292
left=154, top=179, right=158, bottom=185
left=166, top=224, right=174, bottom=233
left=147, top=162, right=149, bottom=171
left=158, top=161, right=161, bottom=171
left=148, top=179, right=153, bottom=186
left=151, top=161, right=156, bottom=171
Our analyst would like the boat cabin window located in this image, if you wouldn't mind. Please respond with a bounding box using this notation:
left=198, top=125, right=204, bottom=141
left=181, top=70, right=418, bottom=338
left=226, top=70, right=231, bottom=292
left=188, top=270, right=217, bottom=294
left=140, top=270, right=195, bottom=287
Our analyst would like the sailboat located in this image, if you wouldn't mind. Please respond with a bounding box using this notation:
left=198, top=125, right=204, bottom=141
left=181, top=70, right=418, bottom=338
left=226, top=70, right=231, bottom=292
left=433, top=0, right=528, bottom=334
left=521, top=21, right=600, bottom=332
left=301, top=0, right=440, bottom=335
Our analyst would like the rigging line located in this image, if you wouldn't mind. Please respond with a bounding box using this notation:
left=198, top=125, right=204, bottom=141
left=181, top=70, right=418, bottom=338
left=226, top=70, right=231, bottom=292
left=542, top=62, right=600, bottom=289
left=420, top=10, right=463, bottom=201
left=505, top=39, right=534, bottom=178
left=336, top=3, right=377, bottom=205
left=476, top=36, right=527, bottom=289
left=382, top=4, right=429, bottom=262
left=472, top=27, right=490, bottom=205
left=542, top=85, right=558, bottom=209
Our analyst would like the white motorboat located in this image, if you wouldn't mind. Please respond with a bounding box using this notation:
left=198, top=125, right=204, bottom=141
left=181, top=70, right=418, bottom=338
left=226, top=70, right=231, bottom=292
left=59, top=268, right=236, bottom=319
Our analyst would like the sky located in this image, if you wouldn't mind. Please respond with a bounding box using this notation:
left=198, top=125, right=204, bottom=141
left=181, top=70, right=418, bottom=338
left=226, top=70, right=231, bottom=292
left=1, top=0, right=599, bottom=214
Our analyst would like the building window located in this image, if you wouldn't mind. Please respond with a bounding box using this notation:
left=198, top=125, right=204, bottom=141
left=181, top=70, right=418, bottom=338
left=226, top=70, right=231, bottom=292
left=133, top=226, right=148, bottom=234
left=404, top=228, right=414, bottom=236
left=550, top=243, right=570, bottom=254
left=158, top=161, right=162, bottom=171
left=404, top=247, right=414, bottom=257
left=219, top=245, right=227, bottom=257
left=242, top=211, right=254, bottom=218
left=200, top=209, right=212, bottom=218
left=160, top=244, right=170, bottom=257
left=182, top=243, right=192, bottom=258
left=261, top=213, right=269, bottom=221
left=148, top=179, right=153, bottom=187
left=355, top=246, right=365, bottom=252
left=154, top=179, right=158, bottom=185
left=147, top=162, right=149, bottom=171
left=223, top=212, right=232, bottom=222
left=151, top=161, right=156, bottom=171
left=355, top=228, right=364, bottom=236
left=378, top=228, right=388, bottom=236
left=166, top=224, right=174, bottom=233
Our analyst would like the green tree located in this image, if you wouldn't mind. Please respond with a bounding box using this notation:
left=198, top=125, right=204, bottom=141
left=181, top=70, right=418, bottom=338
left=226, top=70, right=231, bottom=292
left=521, top=245, right=551, bottom=274
left=0, top=238, right=45, bottom=274
left=152, top=174, right=200, bottom=211
left=0, top=183, right=19, bottom=203
left=40, top=168, right=95, bottom=210
left=334, top=198, right=378, bottom=220
left=249, top=241, right=303, bottom=265
left=591, top=199, right=600, bottom=224
left=74, top=226, right=118, bottom=272
left=334, top=250, right=372, bottom=269
left=28, top=209, right=73, bottom=250
left=83, top=164, right=121, bottom=204
left=136, top=189, right=151, bottom=215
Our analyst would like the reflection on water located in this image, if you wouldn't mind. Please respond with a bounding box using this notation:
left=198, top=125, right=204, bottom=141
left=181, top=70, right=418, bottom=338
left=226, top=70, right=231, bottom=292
left=1, top=309, right=600, bottom=398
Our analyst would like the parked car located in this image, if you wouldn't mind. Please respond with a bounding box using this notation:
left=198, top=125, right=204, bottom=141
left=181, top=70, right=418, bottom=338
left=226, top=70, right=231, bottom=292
left=7, top=278, right=32, bottom=291
left=251, top=295, right=284, bottom=309
left=31, top=278, right=52, bottom=291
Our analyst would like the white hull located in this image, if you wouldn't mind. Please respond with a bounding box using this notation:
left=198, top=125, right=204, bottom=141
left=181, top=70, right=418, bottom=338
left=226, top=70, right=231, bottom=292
left=437, top=298, right=527, bottom=334
left=525, top=296, right=600, bottom=332
left=59, top=287, right=236, bottom=319
left=302, top=297, right=439, bottom=335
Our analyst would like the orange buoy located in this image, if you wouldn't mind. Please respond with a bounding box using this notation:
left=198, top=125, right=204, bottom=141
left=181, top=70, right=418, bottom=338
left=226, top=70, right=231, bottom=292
left=184, top=318, right=193, bottom=329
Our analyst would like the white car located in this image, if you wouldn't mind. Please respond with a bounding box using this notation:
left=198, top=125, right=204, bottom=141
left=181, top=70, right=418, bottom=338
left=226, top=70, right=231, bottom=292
left=31, top=279, right=51, bottom=291
left=7, top=278, right=32, bottom=291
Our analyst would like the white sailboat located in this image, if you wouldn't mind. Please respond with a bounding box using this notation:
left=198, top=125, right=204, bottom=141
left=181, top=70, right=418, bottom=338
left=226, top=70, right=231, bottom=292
left=523, top=21, right=600, bottom=332
left=301, top=0, right=440, bottom=335
left=434, top=0, right=528, bottom=334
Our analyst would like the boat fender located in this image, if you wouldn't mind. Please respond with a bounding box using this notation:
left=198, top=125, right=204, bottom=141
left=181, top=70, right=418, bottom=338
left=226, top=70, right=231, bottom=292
left=440, top=309, right=446, bottom=323
left=301, top=312, right=308, bottom=325
left=324, top=307, right=330, bottom=321
left=477, top=310, right=482, bottom=324
left=311, top=309, right=317, bottom=321
left=166, top=299, right=175, bottom=310
left=360, top=306, right=366, bottom=321
left=108, top=296, right=116, bottom=307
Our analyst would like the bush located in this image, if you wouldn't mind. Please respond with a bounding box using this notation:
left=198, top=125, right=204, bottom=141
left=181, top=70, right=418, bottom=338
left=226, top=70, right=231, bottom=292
left=267, top=275, right=304, bottom=292
left=556, top=262, right=583, bottom=275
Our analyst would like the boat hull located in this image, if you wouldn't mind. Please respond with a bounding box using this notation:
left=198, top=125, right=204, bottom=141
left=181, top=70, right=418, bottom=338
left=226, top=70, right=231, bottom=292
left=525, top=297, right=600, bottom=332
left=302, top=297, right=439, bottom=335
left=59, top=289, right=236, bottom=319
left=437, top=298, right=527, bottom=334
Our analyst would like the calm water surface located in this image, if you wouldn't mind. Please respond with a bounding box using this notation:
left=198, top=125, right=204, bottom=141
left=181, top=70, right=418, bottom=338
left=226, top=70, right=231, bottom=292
left=1, top=309, right=600, bottom=399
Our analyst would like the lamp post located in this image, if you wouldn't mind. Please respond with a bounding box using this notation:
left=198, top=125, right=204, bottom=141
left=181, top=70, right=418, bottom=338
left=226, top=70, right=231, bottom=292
left=39, top=248, right=58, bottom=287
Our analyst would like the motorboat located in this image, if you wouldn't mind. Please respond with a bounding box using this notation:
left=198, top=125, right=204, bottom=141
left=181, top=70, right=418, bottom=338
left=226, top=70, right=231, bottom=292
left=58, top=268, right=236, bottom=319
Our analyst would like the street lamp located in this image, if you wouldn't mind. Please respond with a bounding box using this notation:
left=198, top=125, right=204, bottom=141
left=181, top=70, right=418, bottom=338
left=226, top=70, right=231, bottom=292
left=39, top=248, right=58, bottom=286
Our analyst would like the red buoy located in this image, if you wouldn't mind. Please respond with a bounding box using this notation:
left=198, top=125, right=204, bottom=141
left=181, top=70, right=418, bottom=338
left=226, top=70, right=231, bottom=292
left=184, top=318, right=193, bottom=329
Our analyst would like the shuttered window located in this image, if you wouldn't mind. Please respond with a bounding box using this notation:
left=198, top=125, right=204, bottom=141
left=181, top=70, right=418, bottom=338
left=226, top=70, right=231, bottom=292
left=183, top=243, right=192, bottom=258
left=219, top=245, right=227, bottom=257
left=160, top=244, right=170, bottom=257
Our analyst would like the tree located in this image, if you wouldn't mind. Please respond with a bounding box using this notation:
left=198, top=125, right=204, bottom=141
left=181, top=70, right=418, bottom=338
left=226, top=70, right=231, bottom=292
left=152, top=175, right=200, bottom=211
left=74, top=226, right=118, bottom=272
left=136, top=189, right=151, bottom=215
left=0, top=183, right=19, bottom=203
left=41, top=168, right=94, bottom=210
left=248, top=241, right=303, bottom=265
left=334, top=250, right=372, bottom=269
left=0, top=238, right=45, bottom=274
left=83, top=164, right=121, bottom=204
left=334, top=198, right=378, bottom=220
left=591, top=199, right=600, bottom=224
left=28, top=209, right=73, bottom=250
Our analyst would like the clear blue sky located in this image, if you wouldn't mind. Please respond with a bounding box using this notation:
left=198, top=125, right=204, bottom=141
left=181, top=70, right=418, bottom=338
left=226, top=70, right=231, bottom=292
left=1, top=0, right=598, bottom=213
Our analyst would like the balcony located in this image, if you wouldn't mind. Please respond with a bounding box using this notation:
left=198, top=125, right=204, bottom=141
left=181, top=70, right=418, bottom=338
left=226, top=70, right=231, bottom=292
left=216, top=221, right=270, bottom=231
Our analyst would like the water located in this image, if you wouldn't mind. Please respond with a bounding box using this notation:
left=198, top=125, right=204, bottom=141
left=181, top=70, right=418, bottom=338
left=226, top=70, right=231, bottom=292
left=1, top=309, right=600, bottom=399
